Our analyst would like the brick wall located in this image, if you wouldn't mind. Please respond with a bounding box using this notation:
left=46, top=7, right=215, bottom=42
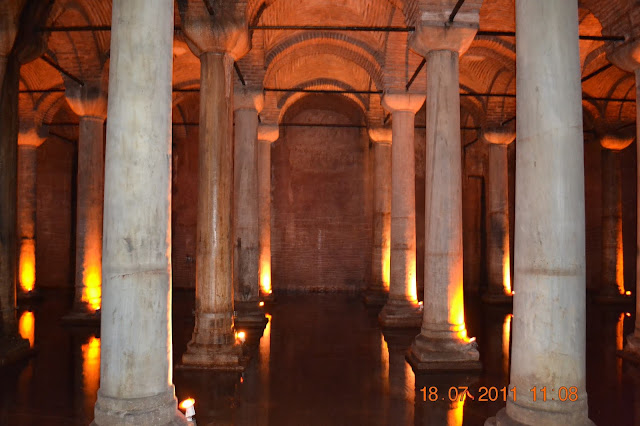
left=271, top=95, right=373, bottom=292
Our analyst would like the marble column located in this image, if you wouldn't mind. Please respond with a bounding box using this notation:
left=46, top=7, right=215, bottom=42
left=17, top=125, right=47, bottom=296
left=65, top=83, right=107, bottom=321
left=233, top=89, right=267, bottom=328
left=92, top=0, right=185, bottom=424
left=595, top=134, right=633, bottom=303
left=482, top=128, right=515, bottom=304
left=379, top=93, right=424, bottom=328
left=179, top=2, right=249, bottom=370
left=609, top=42, right=640, bottom=360
left=0, top=54, right=31, bottom=366
left=364, top=127, right=392, bottom=306
left=488, top=1, right=594, bottom=424
left=257, top=124, right=279, bottom=300
left=407, top=24, right=480, bottom=371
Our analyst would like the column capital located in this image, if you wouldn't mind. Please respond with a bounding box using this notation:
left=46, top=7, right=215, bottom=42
left=368, top=127, right=392, bottom=145
left=409, top=21, right=478, bottom=58
left=608, top=39, right=640, bottom=72
left=179, top=1, right=249, bottom=60
left=18, top=126, right=48, bottom=148
left=381, top=92, right=425, bottom=114
left=65, top=79, right=108, bottom=120
left=234, top=88, right=264, bottom=113
left=258, top=124, right=279, bottom=143
left=482, top=126, right=516, bottom=146
left=599, top=130, right=634, bottom=151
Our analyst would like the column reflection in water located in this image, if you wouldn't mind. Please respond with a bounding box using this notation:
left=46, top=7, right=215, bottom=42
left=383, top=330, right=415, bottom=425
left=415, top=374, right=470, bottom=426
left=18, top=311, right=34, bottom=348
left=82, top=335, right=100, bottom=420
left=503, top=314, right=512, bottom=381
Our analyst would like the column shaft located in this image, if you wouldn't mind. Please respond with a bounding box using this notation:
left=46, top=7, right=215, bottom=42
left=73, top=116, right=105, bottom=314
left=600, top=149, right=624, bottom=297
left=368, top=141, right=392, bottom=302
left=181, top=51, right=243, bottom=369
left=408, top=49, right=479, bottom=371
left=0, top=54, right=29, bottom=364
left=258, top=139, right=273, bottom=298
left=17, top=145, right=37, bottom=294
left=94, top=0, right=184, bottom=423
left=233, top=107, right=261, bottom=321
left=485, top=143, right=512, bottom=300
left=494, top=1, right=593, bottom=424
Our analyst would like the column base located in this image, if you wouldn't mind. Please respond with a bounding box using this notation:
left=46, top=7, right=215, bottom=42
left=362, top=288, right=389, bottom=306
left=482, top=291, right=513, bottom=305
left=486, top=405, right=594, bottom=426
left=378, top=299, right=422, bottom=328
left=406, top=332, right=481, bottom=372
left=593, top=292, right=634, bottom=305
left=234, top=301, right=268, bottom=331
left=618, top=333, right=640, bottom=363
left=17, top=288, right=43, bottom=302
left=179, top=341, right=247, bottom=372
left=61, top=308, right=101, bottom=325
left=93, top=386, right=188, bottom=426
left=0, top=336, right=33, bottom=367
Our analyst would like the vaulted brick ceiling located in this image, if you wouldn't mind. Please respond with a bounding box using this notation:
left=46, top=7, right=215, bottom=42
left=17, top=0, right=639, bottom=136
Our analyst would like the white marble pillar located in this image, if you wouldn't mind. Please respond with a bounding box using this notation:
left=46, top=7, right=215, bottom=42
left=364, top=127, right=392, bottom=305
left=179, top=2, right=249, bottom=370
left=609, top=41, right=640, bottom=358
left=482, top=128, right=515, bottom=304
left=488, top=1, right=594, bottom=424
left=65, top=83, right=108, bottom=320
left=407, top=42, right=480, bottom=370
left=379, top=93, right=424, bottom=328
left=17, top=126, right=46, bottom=296
left=233, top=89, right=266, bottom=328
left=257, top=124, right=279, bottom=300
left=92, top=0, right=185, bottom=424
left=596, top=134, right=633, bottom=303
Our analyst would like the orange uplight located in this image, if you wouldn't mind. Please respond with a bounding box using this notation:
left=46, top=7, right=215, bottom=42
left=19, top=239, right=35, bottom=293
left=236, top=330, right=246, bottom=343
left=382, top=246, right=391, bottom=291
left=259, top=301, right=265, bottom=307
left=19, top=311, right=35, bottom=348
left=82, top=336, right=100, bottom=412
left=616, top=224, right=625, bottom=295
left=83, top=264, right=102, bottom=312
left=503, top=252, right=512, bottom=295
left=626, top=291, right=632, bottom=296
left=407, top=257, right=418, bottom=304
left=179, top=398, right=195, bottom=410
left=260, top=260, right=272, bottom=296
left=502, top=314, right=512, bottom=379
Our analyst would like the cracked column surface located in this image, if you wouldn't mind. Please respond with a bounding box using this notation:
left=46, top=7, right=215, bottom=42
left=364, top=127, right=392, bottom=306
left=487, top=1, right=594, bottom=424
left=233, top=89, right=267, bottom=329
left=92, top=0, right=186, bottom=424
left=378, top=93, right=424, bottom=328
left=179, top=0, right=250, bottom=370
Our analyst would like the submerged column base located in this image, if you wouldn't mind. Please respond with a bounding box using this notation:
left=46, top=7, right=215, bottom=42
left=362, top=287, right=389, bottom=306
left=0, top=335, right=32, bottom=366
left=234, top=300, right=267, bottom=331
left=407, top=331, right=481, bottom=372
left=93, top=386, right=187, bottom=426
left=485, top=404, right=594, bottom=426
left=593, top=290, right=634, bottom=305
left=61, top=306, right=101, bottom=325
left=378, top=298, right=422, bottom=328
left=619, top=333, right=640, bottom=363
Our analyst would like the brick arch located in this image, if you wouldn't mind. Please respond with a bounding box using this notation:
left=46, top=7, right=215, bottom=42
left=265, top=42, right=384, bottom=91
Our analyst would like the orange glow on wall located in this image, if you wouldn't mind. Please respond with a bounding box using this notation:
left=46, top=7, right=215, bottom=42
left=503, top=252, right=512, bottom=295
left=19, top=239, right=35, bottom=293
left=502, top=314, right=512, bottom=379
left=260, top=260, right=272, bottom=296
left=82, top=261, right=102, bottom=312
left=407, top=257, right=418, bottom=303
left=82, top=336, right=100, bottom=408
left=19, top=311, right=35, bottom=348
